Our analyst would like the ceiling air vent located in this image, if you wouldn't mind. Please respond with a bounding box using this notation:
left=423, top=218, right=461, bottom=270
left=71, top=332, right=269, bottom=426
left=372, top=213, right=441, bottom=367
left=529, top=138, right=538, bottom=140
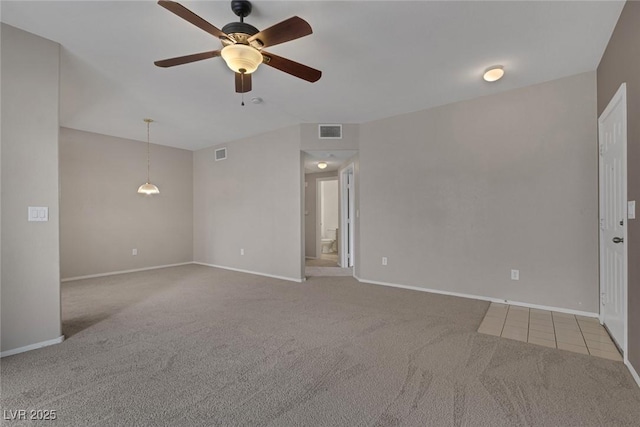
left=318, top=124, right=342, bottom=139
left=214, top=147, right=227, bottom=161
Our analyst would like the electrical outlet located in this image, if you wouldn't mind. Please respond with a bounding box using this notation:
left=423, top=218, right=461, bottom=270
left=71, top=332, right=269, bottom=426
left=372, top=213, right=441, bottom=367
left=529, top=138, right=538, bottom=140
left=382, top=257, right=388, bottom=266
left=240, top=248, right=244, bottom=256
left=511, top=269, right=519, bottom=280
left=132, top=249, right=138, bottom=256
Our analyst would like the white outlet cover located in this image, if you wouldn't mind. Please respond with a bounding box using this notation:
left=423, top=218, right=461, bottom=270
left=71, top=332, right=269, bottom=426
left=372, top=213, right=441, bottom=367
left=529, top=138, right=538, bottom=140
left=511, top=269, right=520, bottom=280
left=629, top=201, right=636, bottom=219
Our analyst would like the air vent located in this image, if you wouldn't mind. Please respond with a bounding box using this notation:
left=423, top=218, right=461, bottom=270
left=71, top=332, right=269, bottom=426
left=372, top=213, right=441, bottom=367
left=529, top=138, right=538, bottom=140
left=318, top=124, right=342, bottom=139
left=214, top=147, right=227, bottom=161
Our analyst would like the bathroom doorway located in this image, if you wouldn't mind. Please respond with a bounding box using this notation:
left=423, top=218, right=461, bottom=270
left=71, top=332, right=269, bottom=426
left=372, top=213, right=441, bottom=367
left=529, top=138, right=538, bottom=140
left=317, top=177, right=339, bottom=264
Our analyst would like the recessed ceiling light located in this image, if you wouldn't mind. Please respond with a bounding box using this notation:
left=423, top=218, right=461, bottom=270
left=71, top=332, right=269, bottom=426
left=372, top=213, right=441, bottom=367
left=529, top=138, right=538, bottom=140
left=483, top=65, right=504, bottom=82
left=317, top=162, right=328, bottom=169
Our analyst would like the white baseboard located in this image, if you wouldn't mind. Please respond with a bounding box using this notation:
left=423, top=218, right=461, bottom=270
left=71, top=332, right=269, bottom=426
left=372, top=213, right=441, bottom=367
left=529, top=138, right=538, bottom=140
left=194, top=262, right=304, bottom=283
left=489, top=298, right=598, bottom=318
left=61, top=262, right=194, bottom=282
left=1, top=335, right=64, bottom=358
left=353, top=275, right=598, bottom=318
left=625, top=359, right=640, bottom=389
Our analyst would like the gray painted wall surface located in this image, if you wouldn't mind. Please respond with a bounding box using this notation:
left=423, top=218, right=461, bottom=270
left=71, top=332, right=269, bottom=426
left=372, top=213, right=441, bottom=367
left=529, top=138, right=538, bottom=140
left=1, top=24, right=61, bottom=352
left=597, top=0, right=640, bottom=374
left=305, top=171, right=339, bottom=258
left=59, top=128, right=193, bottom=279
left=358, top=72, right=599, bottom=312
left=193, top=126, right=302, bottom=281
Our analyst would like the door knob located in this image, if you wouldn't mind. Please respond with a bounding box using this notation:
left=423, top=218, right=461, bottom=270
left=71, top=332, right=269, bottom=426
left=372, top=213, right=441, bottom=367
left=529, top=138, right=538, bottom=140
left=612, top=237, right=624, bottom=243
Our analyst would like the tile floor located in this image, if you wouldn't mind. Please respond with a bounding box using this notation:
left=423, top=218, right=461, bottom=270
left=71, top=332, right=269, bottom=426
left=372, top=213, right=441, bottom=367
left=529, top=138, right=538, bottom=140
left=478, top=303, right=622, bottom=361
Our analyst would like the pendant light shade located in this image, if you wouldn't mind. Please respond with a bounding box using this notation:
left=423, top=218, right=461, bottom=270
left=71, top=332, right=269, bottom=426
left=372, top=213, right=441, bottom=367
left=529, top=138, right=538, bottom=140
left=138, top=182, right=160, bottom=195
left=138, top=118, right=160, bottom=195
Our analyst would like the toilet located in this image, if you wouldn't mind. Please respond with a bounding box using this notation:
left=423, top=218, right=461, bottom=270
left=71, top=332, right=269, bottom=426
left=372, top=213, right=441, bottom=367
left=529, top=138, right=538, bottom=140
left=321, top=229, right=337, bottom=253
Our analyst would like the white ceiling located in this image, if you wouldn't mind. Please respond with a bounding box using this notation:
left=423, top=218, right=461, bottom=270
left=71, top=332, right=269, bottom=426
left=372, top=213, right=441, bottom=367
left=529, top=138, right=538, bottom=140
left=1, top=1, right=624, bottom=151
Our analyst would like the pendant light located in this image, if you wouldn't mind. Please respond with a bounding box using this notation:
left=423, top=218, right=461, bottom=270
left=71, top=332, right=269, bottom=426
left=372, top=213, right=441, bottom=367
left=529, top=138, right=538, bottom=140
left=137, top=118, right=160, bottom=195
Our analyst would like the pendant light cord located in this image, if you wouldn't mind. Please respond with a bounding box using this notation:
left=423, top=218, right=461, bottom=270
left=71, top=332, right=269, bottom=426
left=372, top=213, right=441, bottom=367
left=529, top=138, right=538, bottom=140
left=147, top=120, right=151, bottom=183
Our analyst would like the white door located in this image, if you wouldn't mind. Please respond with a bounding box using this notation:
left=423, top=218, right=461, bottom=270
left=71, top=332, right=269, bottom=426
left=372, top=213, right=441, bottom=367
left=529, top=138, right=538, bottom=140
left=598, top=83, right=627, bottom=352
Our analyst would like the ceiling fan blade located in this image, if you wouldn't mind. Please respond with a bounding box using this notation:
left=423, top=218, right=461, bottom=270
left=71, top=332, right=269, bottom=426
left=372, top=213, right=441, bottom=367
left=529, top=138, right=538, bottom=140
left=248, top=16, right=312, bottom=48
left=154, top=50, right=221, bottom=68
left=158, top=1, right=228, bottom=40
left=235, top=73, right=252, bottom=93
left=261, top=51, right=322, bottom=83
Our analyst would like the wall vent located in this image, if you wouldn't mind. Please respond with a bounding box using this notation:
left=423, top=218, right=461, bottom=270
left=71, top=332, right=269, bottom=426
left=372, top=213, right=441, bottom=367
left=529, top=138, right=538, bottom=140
left=214, top=147, right=227, bottom=161
left=318, top=124, right=342, bottom=139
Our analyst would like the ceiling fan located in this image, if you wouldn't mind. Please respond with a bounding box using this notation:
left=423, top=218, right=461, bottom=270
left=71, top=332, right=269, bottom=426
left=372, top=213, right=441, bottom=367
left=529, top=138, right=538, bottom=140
left=154, top=0, right=322, bottom=98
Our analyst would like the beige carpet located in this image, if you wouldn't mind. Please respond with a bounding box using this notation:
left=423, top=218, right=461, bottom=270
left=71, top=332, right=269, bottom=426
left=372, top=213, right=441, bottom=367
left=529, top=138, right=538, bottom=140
left=2, top=264, right=639, bottom=426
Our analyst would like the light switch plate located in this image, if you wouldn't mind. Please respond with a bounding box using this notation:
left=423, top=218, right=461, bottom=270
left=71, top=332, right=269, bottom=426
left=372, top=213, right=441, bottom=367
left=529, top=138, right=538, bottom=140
left=28, top=207, right=48, bottom=222
left=629, top=201, right=636, bottom=220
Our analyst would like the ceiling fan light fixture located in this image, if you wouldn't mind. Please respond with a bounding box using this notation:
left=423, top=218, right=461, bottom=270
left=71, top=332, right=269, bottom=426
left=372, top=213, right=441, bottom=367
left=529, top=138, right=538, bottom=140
left=483, top=65, right=504, bottom=82
left=317, top=161, right=328, bottom=169
left=221, top=44, right=263, bottom=74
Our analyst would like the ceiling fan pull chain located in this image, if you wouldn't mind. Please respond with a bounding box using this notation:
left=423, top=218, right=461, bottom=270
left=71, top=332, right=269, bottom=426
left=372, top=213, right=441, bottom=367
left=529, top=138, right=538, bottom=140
left=241, top=70, right=245, bottom=106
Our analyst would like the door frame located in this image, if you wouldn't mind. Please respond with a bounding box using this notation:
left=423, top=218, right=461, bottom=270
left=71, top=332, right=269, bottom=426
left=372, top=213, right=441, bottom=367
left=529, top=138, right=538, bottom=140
left=340, top=163, right=355, bottom=268
left=598, top=82, right=628, bottom=359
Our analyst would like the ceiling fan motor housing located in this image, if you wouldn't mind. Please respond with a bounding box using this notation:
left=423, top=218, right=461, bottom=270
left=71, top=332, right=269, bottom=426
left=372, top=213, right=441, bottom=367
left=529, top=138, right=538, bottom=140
left=221, top=22, right=260, bottom=46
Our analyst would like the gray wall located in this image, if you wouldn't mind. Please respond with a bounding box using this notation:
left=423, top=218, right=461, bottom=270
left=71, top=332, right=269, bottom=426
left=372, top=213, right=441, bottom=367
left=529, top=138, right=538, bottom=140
left=304, top=171, right=338, bottom=258
left=358, top=71, right=599, bottom=312
left=59, top=128, right=193, bottom=279
left=597, top=0, right=640, bottom=374
left=1, top=24, right=62, bottom=352
left=193, top=126, right=303, bottom=281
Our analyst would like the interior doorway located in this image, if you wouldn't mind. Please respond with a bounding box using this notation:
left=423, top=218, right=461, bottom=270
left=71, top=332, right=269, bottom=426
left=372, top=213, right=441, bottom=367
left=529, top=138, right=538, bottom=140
left=302, top=150, right=357, bottom=276
left=317, top=178, right=339, bottom=264
left=598, top=83, right=628, bottom=356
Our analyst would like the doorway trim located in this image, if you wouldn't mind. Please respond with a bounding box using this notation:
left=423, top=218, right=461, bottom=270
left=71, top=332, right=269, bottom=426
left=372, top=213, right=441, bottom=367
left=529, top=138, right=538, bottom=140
left=598, top=82, right=628, bottom=361
left=340, top=163, right=355, bottom=268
